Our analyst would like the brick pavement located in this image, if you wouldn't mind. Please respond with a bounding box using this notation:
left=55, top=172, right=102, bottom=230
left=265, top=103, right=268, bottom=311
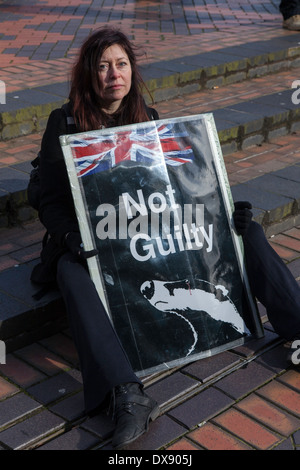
left=0, top=0, right=300, bottom=453
left=0, top=0, right=288, bottom=92
left=0, top=66, right=300, bottom=166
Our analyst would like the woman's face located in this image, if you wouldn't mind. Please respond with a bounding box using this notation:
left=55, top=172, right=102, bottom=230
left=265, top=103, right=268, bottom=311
left=98, top=44, right=132, bottom=114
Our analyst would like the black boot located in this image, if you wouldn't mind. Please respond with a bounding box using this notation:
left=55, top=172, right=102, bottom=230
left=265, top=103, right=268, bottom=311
left=111, top=382, right=159, bottom=449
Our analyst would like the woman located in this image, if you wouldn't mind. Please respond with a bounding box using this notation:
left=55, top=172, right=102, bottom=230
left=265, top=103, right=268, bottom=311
left=37, top=27, right=160, bottom=450
left=35, top=26, right=300, bottom=449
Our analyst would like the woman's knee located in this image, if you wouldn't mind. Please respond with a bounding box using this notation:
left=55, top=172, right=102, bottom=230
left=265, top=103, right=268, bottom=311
left=244, top=220, right=265, bottom=244
left=57, top=252, right=87, bottom=287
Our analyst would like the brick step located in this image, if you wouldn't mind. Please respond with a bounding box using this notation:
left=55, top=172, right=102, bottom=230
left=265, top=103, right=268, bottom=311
left=0, top=258, right=67, bottom=353
left=1, top=34, right=300, bottom=142
left=1, top=67, right=300, bottom=229
left=0, top=327, right=287, bottom=450
left=146, top=332, right=285, bottom=416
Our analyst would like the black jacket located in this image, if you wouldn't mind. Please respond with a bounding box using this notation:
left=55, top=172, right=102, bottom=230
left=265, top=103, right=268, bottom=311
left=32, top=102, right=159, bottom=285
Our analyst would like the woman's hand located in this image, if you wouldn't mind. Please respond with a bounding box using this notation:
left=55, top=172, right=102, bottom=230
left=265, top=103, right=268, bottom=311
left=64, top=232, right=98, bottom=260
left=233, top=201, right=253, bottom=236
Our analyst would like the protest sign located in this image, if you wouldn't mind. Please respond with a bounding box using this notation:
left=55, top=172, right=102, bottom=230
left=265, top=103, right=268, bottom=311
left=60, top=113, right=263, bottom=376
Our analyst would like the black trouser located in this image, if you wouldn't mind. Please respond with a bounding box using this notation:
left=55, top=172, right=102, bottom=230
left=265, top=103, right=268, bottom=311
left=280, top=0, right=300, bottom=19
left=56, top=252, right=141, bottom=415
left=57, top=223, right=300, bottom=413
left=243, top=222, right=300, bottom=341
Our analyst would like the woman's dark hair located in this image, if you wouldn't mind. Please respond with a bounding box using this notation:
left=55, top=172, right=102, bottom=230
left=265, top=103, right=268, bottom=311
left=69, top=27, right=151, bottom=131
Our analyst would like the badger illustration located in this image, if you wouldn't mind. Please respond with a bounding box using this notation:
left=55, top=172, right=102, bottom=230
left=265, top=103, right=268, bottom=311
left=140, top=278, right=249, bottom=356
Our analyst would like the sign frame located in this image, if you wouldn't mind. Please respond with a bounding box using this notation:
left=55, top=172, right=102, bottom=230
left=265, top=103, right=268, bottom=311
left=60, top=113, right=264, bottom=376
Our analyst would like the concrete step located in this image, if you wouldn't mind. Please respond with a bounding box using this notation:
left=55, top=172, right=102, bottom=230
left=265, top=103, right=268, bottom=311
left=1, top=85, right=300, bottom=229
left=0, top=258, right=67, bottom=353
left=1, top=36, right=300, bottom=231
left=1, top=34, right=300, bottom=142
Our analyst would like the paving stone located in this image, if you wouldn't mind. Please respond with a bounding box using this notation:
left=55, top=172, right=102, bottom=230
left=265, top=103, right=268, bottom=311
left=214, top=361, right=276, bottom=400
left=36, top=427, right=99, bottom=450
left=235, top=394, right=300, bottom=436
left=122, top=415, right=186, bottom=451
left=245, top=173, right=300, bottom=205
left=214, top=107, right=263, bottom=129
left=257, top=381, right=300, bottom=417
left=272, top=234, right=300, bottom=253
left=188, top=422, right=252, bottom=450
left=38, top=82, right=69, bottom=99
left=0, top=289, right=34, bottom=328
left=181, top=350, right=241, bottom=383
left=0, top=376, right=19, bottom=400
left=49, top=391, right=85, bottom=422
left=285, top=226, right=300, bottom=239
left=0, top=410, right=65, bottom=450
left=292, top=429, right=300, bottom=446
left=231, top=329, right=280, bottom=359
left=146, top=371, right=198, bottom=407
left=39, top=333, right=79, bottom=365
left=0, top=393, right=42, bottom=429
left=0, top=261, right=65, bottom=345
left=80, top=410, right=115, bottom=441
left=270, top=241, right=300, bottom=262
left=26, top=369, right=83, bottom=405
left=231, top=183, right=294, bottom=224
left=255, top=90, right=296, bottom=111
left=0, top=261, right=56, bottom=307
left=273, top=164, right=300, bottom=183
left=229, top=100, right=289, bottom=121
left=0, top=353, right=46, bottom=387
left=168, top=387, right=234, bottom=428
left=0, top=167, right=29, bottom=193
left=167, top=437, right=203, bottom=451
left=14, top=342, right=71, bottom=376
left=213, top=409, right=281, bottom=450
left=277, top=369, right=300, bottom=391
left=10, top=161, right=33, bottom=174
left=5, top=88, right=64, bottom=108
left=254, top=343, right=292, bottom=375
left=273, top=437, right=295, bottom=450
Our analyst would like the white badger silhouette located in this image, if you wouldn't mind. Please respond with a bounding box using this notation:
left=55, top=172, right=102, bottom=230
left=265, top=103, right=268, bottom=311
left=140, top=279, right=249, bottom=355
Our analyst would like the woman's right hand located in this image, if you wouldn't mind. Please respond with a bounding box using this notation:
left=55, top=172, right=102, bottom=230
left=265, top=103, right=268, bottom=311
left=233, top=201, right=253, bottom=236
left=64, top=232, right=98, bottom=260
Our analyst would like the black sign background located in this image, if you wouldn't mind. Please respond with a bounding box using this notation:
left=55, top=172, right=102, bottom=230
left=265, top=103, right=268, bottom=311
left=63, top=116, right=263, bottom=375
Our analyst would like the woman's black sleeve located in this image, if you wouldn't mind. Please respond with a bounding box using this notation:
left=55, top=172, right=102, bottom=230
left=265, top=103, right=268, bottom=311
left=39, top=108, right=79, bottom=246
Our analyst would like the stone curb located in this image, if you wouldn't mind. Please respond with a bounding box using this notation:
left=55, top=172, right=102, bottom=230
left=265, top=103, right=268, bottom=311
left=1, top=36, right=300, bottom=141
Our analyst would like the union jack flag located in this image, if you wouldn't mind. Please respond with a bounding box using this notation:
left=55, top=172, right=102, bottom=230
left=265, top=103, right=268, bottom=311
left=70, top=123, right=194, bottom=178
